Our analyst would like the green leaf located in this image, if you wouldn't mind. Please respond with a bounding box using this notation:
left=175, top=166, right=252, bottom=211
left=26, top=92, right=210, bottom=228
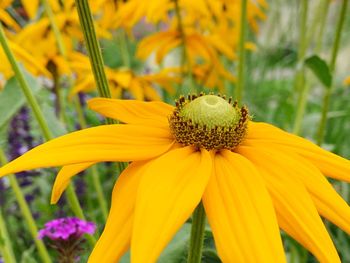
left=304, top=55, right=332, bottom=88
left=41, top=103, right=67, bottom=137
left=158, top=223, right=192, bottom=263
left=0, top=72, right=42, bottom=129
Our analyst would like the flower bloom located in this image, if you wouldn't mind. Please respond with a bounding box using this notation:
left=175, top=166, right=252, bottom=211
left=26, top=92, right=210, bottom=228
left=38, top=217, right=96, bottom=241
left=1, top=94, right=350, bottom=262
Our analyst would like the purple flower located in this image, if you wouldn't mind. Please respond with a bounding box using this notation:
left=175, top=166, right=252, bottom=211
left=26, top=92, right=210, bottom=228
left=38, top=217, right=96, bottom=241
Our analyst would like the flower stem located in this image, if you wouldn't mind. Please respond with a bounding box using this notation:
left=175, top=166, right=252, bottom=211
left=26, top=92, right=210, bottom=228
left=0, top=23, right=91, bottom=244
left=74, top=0, right=113, bottom=101
left=118, top=30, right=131, bottom=69
left=316, top=0, right=348, bottom=145
left=0, top=209, right=16, bottom=263
left=315, top=0, right=330, bottom=53
left=41, top=0, right=66, bottom=58
left=187, top=202, right=206, bottom=263
left=0, top=149, right=52, bottom=263
left=292, top=0, right=308, bottom=135
left=65, top=185, right=96, bottom=245
left=41, top=0, right=68, bottom=123
left=75, top=0, right=127, bottom=177
left=174, top=0, right=195, bottom=94
left=235, top=0, right=248, bottom=103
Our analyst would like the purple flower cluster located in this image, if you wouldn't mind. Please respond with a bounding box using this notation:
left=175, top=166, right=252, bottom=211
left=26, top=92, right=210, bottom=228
left=38, top=217, right=96, bottom=241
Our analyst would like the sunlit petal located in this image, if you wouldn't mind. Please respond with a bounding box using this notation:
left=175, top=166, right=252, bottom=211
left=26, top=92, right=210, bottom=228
left=244, top=122, right=350, bottom=182
left=245, top=146, right=350, bottom=235
left=203, top=151, right=286, bottom=263
left=238, top=146, right=341, bottom=263
left=131, top=147, right=212, bottom=263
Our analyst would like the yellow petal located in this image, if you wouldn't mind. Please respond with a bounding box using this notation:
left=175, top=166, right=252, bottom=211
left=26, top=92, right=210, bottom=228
left=51, top=162, right=95, bottom=204
left=249, top=145, right=350, bottom=235
left=0, top=10, right=20, bottom=31
left=245, top=122, right=350, bottom=182
left=237, top=146, right=341, bottom=263
left=0, top=125, right=174, bottom=177
left=21, top=0, right=39, bottom=19
left=131, top=147, right=212, bottom=263
left=88, top=161, right=149, bottom=263
left=203, top=151, right=286, bottom=263
left=87, top=98, right=174, bottom=128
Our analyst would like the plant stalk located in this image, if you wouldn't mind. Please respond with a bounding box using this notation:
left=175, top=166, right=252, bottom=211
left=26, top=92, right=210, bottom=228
left=74, top=0, right=113, bottom=101
left=187, top=202, right=206, bottom=263
left=174, top=0, right=195, bottom=94
left=0, top=149, right=52, bottom=263
left=235, top=0, right=248, bottom=104
left=316, top=0, right=348, bottom=145
left=0, top=208, right=16, bottom=263
left=292, top=0, right=308, bottom=135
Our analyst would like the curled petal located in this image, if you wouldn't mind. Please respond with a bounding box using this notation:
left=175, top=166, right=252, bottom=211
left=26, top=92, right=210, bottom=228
left=88, top=98, right=174, bottom=128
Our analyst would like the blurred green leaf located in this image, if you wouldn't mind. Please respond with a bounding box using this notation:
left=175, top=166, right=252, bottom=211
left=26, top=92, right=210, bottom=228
left=304, top=55, right=332, bottom=88
left=41, top=103, right=67, bottom=137
left=158, top=223, right=191, bottom=263
left=0, top=73, right=41, bottom=129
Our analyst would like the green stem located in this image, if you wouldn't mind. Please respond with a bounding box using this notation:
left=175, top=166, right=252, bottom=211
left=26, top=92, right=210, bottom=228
left=118, top=30, right=131, bottom=68
left=65, top=184, right=96, bottom=245
left=292, top=0, right=308, bottom=135
left=0, top=150, right=52, bottom=263
left=41, top=0, right=66, bottom=58
left=174, top=0, right=195, bottom=94
left=316, top=0, right=348, bottom=145
left=0, top=22, right=91, bottom=244
left=0, top=23, right=52, bottom=140
left=0, top=209, right=16, bottom=263
left=74, top=0, right=112, bottom=100
left=90, top=166, right=109, bottom=219
left=187, top=202, right=206, bottom=263
left=305, top=0, right=327, bottom=50
left=315, top=0, right=330, bottom=53
left=235, top=0, right=247, bottom=103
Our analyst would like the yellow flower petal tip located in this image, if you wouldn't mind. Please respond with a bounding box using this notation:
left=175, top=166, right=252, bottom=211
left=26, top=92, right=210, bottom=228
left=1, top=94, right=349, bottom=263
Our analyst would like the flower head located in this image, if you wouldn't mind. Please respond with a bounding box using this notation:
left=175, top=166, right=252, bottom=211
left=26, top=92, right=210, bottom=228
left=38, top=217, right=96, bottom=241
left=1, top=94, right=350, bottom=262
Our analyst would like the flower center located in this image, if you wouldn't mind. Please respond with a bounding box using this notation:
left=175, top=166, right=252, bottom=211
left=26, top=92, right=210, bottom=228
left=169, top=94, right=250, bottom=150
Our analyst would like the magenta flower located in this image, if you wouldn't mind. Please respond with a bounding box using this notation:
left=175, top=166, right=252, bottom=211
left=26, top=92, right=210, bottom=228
left=38, top=217, right=96, bottom=241
left=38, top=217, right=96, bottom=262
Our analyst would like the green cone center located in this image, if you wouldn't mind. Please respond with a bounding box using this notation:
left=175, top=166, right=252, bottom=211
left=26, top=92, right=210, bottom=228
left=180, top=95, right=239, bottom=129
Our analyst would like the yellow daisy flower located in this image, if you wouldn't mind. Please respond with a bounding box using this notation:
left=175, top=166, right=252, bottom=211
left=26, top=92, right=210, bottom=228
left=1, top=94, right=350, bottom=263
left=69, top=52, right=180, bottom=100
left=344, top=76, right=350, bottom=86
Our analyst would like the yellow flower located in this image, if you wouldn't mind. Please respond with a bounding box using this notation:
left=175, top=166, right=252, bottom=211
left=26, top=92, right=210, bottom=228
left=0, top=39, right=51, bottom=79
left=344, top=76, right=350, bottom=86
left=1, top=94, right=350, bottom=263
left=69, top=52, right=180, bottom=100
left=0, top=0, right=20, bottom=31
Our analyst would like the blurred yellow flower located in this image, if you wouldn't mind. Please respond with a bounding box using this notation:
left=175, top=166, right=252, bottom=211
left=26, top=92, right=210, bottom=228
left=343, top=76, right=350, bottom=86
left=69, top=52, right=180, bottom=100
